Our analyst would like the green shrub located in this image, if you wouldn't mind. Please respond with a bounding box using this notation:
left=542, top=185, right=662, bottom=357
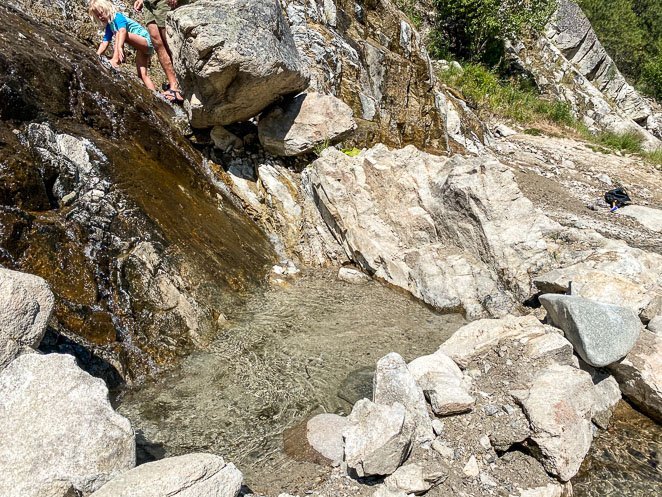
left=593, top=130, right=645, bottom=153
left=438, top=63, right=576, bottom=126
left=341, top=147, right=362, bottom=157
left=643, top=149, right=662, bottom=166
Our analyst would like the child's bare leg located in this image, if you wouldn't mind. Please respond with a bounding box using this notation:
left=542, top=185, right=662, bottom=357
left=135, top=51, right=156, bottom=91
left=125, top=33, right=156, bottom=91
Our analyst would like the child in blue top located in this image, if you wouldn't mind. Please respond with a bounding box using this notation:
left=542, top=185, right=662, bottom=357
left=89, top=0, right=156, bottom=91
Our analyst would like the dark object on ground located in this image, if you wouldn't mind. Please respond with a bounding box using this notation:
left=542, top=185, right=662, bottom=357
left=605, top=188, right=631, bottom=209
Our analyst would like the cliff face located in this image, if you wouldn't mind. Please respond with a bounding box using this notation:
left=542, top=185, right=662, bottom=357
left=283, top=0, right=488, bottom=153
left=0, top=5, right=275, bottom=384
left=509, top=0, right=661, bottom=149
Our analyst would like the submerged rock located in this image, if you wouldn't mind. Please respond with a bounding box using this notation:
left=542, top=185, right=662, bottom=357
left=90, top=453, right=242, bottom=497
left=167, top=0, right=309, bottom=127
left=608, top=329, right=662, bottom=422
left=343, top=399, right=413, bottom=477
left=258, top=92, right=356, bottom=156
left=0, top=268, right=54, bottom=370
left=540, top=294, right=641, bottom=367
left=0, top=353, right=135, bottom=496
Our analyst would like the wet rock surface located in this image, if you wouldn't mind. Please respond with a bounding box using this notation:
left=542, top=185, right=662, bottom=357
left=0, top=5, right=275, bottom=383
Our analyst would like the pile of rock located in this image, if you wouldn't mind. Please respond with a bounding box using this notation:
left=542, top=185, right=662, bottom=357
left=305, top=305, right=660, bottom=496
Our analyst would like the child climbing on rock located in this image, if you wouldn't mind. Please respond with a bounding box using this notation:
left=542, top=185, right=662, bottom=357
left=89, top=0, right=156, bottom=91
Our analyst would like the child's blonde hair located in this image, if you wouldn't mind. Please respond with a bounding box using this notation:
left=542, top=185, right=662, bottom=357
left=88, top=0, right=118, bottom=25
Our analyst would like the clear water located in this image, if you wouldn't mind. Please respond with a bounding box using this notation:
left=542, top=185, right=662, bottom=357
left=573, top=401, right=662, bottom=497
left=117, top=269, right=465, bottom=492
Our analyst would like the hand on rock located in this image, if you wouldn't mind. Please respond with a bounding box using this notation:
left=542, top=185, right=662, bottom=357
left=134, top=0, right=144, bottom=12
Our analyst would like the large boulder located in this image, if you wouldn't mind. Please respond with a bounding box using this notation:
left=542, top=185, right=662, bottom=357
left=608, top=329, right=662, bottom=422
left=539, top=294, right=641, bottom=367
left=304, top=145, right=561, bottom=318
left=89, top=453, right=242, bottom=497
left=258, top=92, right=356, bottom=156
left=0, top=353, right=135, bottom=496
left=167, top=0, right=309, bottom=128
left=343, top=399, right=413, bottom=477
left=373, top=352, right=434, bottom=443
left=512, top=364, right=597, bottom=481
left=0, top=268, right=54, bottom=370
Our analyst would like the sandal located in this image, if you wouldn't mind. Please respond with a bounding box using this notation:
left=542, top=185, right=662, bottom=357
left=163, top=88, right=185, bottom=105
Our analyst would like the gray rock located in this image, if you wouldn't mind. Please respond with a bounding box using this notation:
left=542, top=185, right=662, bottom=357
left=608, top=329, right=661, bottom=422
left=618, top=206, right=662, bottom=233
left=210, top=126, right=243, bottom=152
left=90, top=453, right=242, bottom=497
left=258, top=92, right=356, bottom=156
left=168, top=0, right=309, bottom=127
left=343, top=399, right=413, bottom=477
left=587, top=370, right=621, bottom=429
left=513, top=364, right=596, bottom=481
left=306, top=413, right=348, bottom=465
left=372, top=485, right=409, bottom=497
left=0, top=354, right=135, bottom=496
left=374, top=353, right=434, bottom=443
left=0, top=268, right=54, bottom=370
left=540, top=294, right=641, bottom=367
left=648, top=316, right=662, bottom=334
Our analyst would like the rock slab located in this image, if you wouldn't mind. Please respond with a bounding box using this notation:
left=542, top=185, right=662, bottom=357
left=540, top=294, right=641, bottom=367
left=168, top=0, right=309, bottom=127
left=90, top=453, right=242, bottom=497
left=306, top=413, right=348, bottom=464
left=0, top=353, right=135, bottom=496
left=259, top=92, right=356, bottom=156
left=608, top=329, right=662, bottom=422
left=0, top=268, right=54, bottom=370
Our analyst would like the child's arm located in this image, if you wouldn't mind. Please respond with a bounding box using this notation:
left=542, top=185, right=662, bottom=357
left=114, top=28, right=128, bottom=64
left=96, top=41, right=110, bottom=56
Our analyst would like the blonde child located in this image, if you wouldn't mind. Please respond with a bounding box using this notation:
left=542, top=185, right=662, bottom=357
left=88, top=0, right=156, bottom=91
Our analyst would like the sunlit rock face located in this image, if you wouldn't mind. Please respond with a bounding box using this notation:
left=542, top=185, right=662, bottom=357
left=283, top=0, right=488, bottom=153
left=0, top=5, right=275, bottom=385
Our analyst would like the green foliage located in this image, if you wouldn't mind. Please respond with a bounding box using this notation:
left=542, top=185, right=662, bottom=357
left=394, top=0, right=423, bottom=28
left=593, top=130, right=645, bottom=153
left=341, top=147, right=362, bottom=157
left=643, top=149, right=662, bottom=167
left=313, top=139, right=330, bottom=157
left=578, top=0, right=662, bottom=99
left=438, top=63, right=576, bottom=126
left=428, top=0, right=555, bottom=64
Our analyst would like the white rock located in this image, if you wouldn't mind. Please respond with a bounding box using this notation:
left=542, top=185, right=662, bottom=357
left=306, top=413, right=348, bottom=464
left=608, top=329, right=661, bottom=421
left=343, top=399, right=413, bottom=477
left=648, top=316, right=662, bottom=334
left=462, top=455, right=480, bottom=478
left=338, top=267, right=371, bottom=284
left=259, top=92, right=357, bottom=156
left=385, top=462, right=445, bottom=494
left=90, top=454, right=241, bottom=497
left=619, top=205, right=662, bottom=232
left=374, top=353, right=434, bottom=443
left=408, top=352, right=474, bottom=415
left=0, top=268, right=54, bottom=370
left=0, top=354, right=135, bottom=496
left=513, top=364, right=596, bottom=481
left=431, top=439, right=454, bottom=460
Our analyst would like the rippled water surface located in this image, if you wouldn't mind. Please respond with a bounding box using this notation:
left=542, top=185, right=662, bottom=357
left=117, top=269, right=465, bottom=491
left=573, top=402, right=661, bottom=497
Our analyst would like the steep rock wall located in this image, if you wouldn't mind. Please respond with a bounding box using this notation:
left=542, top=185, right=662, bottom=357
left=0, top=5, right=275, bottom=385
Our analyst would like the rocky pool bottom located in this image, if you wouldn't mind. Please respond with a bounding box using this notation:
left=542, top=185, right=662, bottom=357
left=116, top=270, right=661, bottom=495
